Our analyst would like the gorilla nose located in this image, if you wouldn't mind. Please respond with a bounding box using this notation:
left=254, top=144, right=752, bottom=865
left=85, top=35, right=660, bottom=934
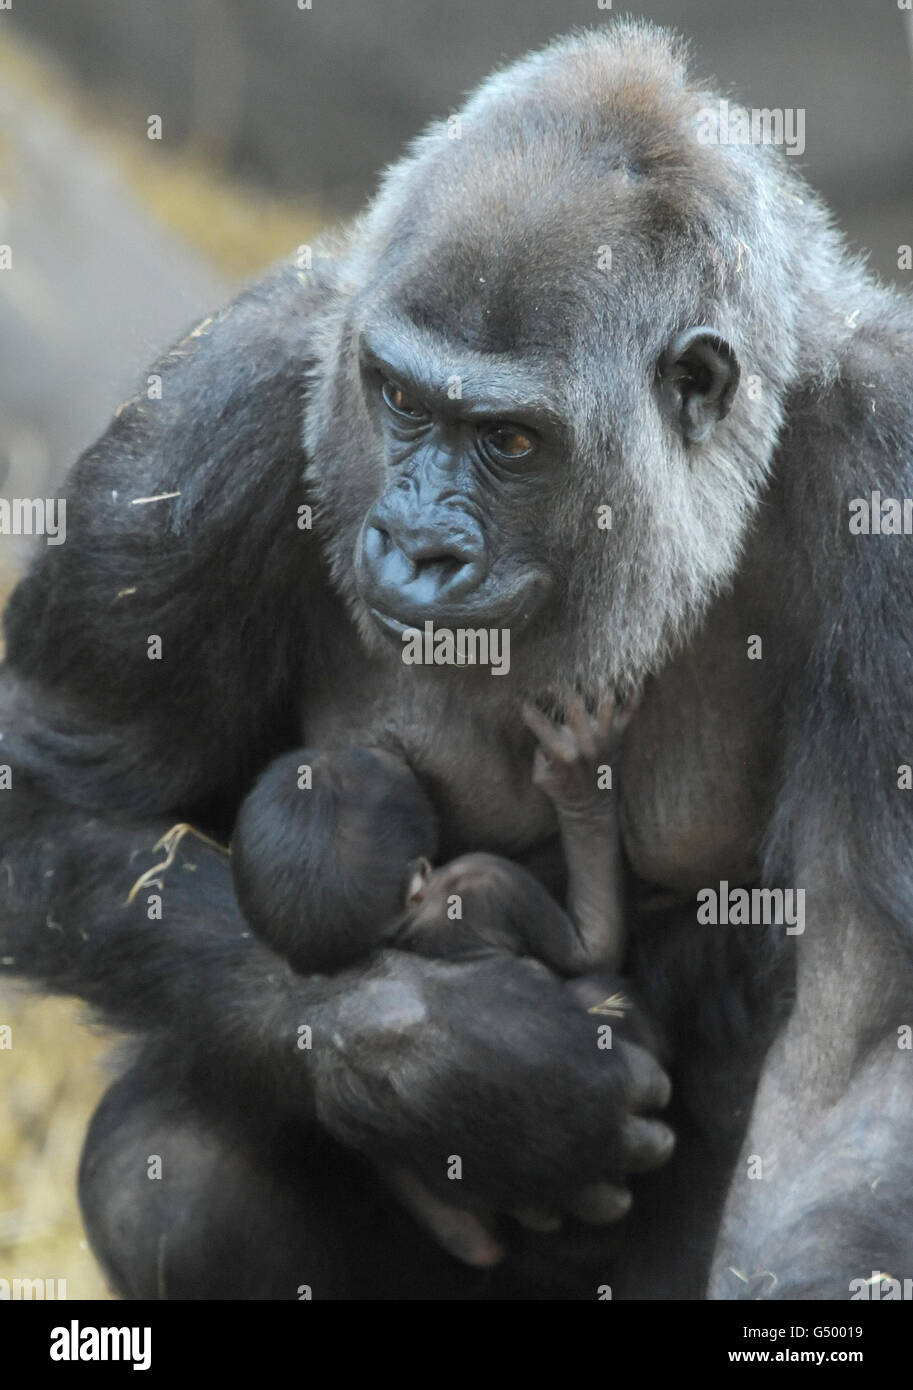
left=362, top=515, right=487, bottom=616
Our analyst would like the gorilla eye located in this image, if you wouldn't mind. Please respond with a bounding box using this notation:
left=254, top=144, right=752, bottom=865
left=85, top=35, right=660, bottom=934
left=381, top=380, right=429, bottom=421
left=482, top=424, right=535, bottom=460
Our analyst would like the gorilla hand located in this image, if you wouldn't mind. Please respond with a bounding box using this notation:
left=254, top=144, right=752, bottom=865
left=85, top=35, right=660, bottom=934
left=307, top=949, right=673, bottom=1259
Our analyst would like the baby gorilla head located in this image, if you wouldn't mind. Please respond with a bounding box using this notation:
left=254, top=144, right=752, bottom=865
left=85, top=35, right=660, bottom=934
left=232, top=745, right=586, bottom=976
left=232, top=746, right=438, bottom=974
left=396, top=852, right=569, bottom=963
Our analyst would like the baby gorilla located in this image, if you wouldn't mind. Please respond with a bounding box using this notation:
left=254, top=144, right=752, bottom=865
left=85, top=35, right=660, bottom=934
left=231, top=700, right=634, bottom=979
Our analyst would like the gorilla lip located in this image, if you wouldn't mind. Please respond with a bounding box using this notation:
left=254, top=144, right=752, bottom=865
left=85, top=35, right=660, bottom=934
left=369, top=606, right=410, bottom=640
left=365, top=566, right=553, bottom=647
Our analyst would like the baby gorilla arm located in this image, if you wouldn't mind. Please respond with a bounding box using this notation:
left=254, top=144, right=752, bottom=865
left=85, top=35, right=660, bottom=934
left=523, top=698, right=635, bottom=971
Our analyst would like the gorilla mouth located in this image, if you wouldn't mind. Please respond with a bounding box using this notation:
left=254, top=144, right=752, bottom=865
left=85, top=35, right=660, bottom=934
left=354, top=501, right=554, bottom=649
left=364, top=570, right=553, bottom=650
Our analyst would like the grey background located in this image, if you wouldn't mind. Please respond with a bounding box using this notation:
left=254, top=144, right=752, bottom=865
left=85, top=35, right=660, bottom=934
left=13, top=0, right=913, bottom=260
left=3, top=0, right=913, bottom=507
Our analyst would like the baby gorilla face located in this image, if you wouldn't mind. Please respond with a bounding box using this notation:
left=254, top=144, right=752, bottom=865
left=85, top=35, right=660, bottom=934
left=397, top=850, right=605, bottom=977
left=396, top=854, right=512, bottom=959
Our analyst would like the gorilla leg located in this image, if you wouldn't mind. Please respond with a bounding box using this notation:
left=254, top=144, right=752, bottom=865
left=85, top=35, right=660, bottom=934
left=79, top=1056, right=484, bottom=1300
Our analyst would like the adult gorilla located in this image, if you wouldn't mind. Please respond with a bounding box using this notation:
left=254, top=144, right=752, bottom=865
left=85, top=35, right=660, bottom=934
left=3, top=21, right=913, bottom=1299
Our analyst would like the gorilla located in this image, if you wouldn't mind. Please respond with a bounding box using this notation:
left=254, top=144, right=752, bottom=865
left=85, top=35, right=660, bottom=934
left=2, top=20, right=913, bottom=1299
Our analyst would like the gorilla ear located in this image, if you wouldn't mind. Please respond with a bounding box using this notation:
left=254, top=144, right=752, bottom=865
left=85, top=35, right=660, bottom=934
left=658, top=327, right=740, bottom=444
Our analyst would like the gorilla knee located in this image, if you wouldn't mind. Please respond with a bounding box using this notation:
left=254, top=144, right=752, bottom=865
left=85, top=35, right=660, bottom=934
left=78, top=1075, right=228, bottom=1299
left=79, top=1068, right=356, bottom=1299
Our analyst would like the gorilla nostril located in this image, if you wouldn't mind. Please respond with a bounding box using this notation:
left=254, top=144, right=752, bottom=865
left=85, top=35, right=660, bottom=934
left=364, top=524, right=393, bottom=561
left=398, top=533, right=483, bottom=583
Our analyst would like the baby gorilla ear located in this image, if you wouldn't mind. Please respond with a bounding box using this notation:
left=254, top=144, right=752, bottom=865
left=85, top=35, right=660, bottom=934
left=658, top=326, right=740, bottom=444
left=404, top=857, right=433, bottom=905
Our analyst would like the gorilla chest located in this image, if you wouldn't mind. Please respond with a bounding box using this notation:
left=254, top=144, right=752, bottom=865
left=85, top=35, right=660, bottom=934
left=299, top=606, right=781, bottom=886
left=620, top=627, right=781, bottom=893
left=300, top=660, right=554, bottom=858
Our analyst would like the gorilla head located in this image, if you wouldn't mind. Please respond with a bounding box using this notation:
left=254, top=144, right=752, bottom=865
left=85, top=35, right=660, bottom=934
left=303, top=22, right=803, bottom=704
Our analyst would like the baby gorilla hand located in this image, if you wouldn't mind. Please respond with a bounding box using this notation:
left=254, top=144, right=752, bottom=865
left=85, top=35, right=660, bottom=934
left=523, top=696, right=637, bottom=813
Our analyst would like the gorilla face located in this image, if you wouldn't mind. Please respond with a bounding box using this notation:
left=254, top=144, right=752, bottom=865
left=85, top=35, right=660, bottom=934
left=304, top=33, right=793, bottom=700
left=352, top=320, right=561, bottom=640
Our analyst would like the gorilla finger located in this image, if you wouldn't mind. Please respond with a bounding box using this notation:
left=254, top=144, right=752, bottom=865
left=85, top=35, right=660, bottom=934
left=611, top=702, right=639, bottom=736
left=620, top=1116, right=676, bottom=1172
left=567, top=1183, right=632, bottom=1225
left=522, top=704, right=577, bottom=763
left=618, top=1042, right=672, bottom=1110
left=594, top=698, right=618, bottom=740
left=379, top=1165, right=505, bottom=1267
left=566, top=698, right=597, bottom=758
left=522, top=703, right=560, bottom=747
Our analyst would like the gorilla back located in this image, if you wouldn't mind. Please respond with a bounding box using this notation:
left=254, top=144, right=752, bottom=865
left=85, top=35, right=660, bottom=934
left=3, top=20, right=913, bottom=1299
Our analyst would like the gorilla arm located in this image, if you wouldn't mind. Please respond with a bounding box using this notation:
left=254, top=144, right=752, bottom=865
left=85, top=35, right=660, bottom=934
left=708, top=336, right=913, bottom=1298
left=524, top=699, right=636, bottom=971
left=0, top=262, right=331, bottom=1108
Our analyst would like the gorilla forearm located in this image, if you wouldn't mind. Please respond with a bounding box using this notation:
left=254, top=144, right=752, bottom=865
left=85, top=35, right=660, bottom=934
left=0, top=270, right=336, bottom=1096
left=0, top=767, right=327, bottom=1112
